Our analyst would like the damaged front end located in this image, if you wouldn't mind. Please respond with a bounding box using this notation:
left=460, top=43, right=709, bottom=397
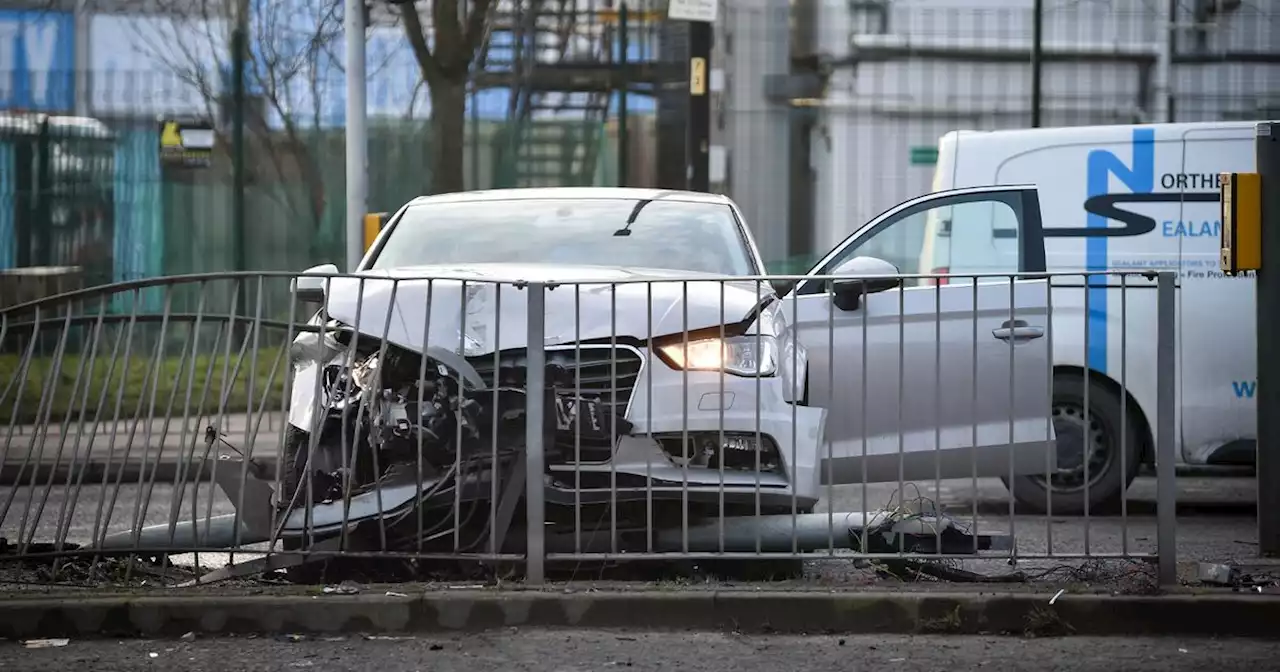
left=271, top=318, right=633, bottom=551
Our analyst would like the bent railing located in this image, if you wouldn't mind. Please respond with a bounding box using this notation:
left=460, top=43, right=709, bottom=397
left=0, top=270, right=1178, bottom=588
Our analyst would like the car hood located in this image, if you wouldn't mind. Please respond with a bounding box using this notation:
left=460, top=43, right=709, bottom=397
left=321, top=263, right=774, bottom=356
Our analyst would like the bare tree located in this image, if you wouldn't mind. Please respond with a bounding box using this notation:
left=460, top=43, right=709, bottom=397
left=126, top=0, right=348, bottom=258
left=391, top=0, right=496, bottom=194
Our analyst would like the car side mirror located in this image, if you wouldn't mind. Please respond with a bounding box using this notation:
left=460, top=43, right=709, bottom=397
left=292, top=263, right=339, bottom=303
left=829, top=256, right=901, bottom=312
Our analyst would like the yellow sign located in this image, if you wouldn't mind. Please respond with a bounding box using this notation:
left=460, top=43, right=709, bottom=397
left=690, top=57, right=707, bottom=96
left=1220, top=171, right=1262, bottom=275
left=158, top=119, right=215, bottom=168
left=160, top=122, right=183, bottom=149
left=364, top=212, right=388, bottom=252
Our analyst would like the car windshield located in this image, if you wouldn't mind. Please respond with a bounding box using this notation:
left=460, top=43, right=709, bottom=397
left=367, top=197, right=758, bottom=276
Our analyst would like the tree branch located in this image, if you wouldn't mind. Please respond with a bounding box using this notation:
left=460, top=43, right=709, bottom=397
left=400, top=4, right=443, bottom=86
left=459, top=0, right=496, bottom=73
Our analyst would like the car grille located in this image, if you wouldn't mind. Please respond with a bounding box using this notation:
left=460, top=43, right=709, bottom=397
left=468, top=345, right=643, bottom=461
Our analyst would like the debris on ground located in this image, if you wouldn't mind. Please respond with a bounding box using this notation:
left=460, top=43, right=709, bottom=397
left=1197, top=562, right=1237, bottom=585
left=22, top=638, right=69, bottom=649
left=321, top=580, right=362, bottom=595
left=1197, top=562, right=1280, bottom=591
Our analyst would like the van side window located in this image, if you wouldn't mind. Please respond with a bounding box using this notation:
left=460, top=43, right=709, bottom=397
left=806, top=199, right=1021, bottom=292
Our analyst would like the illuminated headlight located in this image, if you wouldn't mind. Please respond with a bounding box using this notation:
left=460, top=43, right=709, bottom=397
left=657, top=334, right=778, bottom=376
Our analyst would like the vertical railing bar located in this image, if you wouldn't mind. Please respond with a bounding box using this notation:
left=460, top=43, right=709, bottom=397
left=88, top=292, right=140, bottom=558
left=718, top=281, right=726, bottom=555
left=934, top=273, right=943, bottom=554
left=368, top=278, right=401, bottom=554
left=826, top=278, right=835, bottom=556
left=754, top=279, right=763, bottom=555
left=645, top=281, right=654, bottom=554
left=1007, top=274, right=1017, bottom=557
left=337, top=277, right=369, bottom=557
left=610, top=282, right=618, bottom=555
left=574, top=285, right=582, bottom=555
left=205, top=281, right=245, bottom=554
left=22, top=301, right=94, bottom=556
left=54, top=305, right=124, bottom=567
left=1156, top=271, right=1177, bottom=585
left=525, top=281, right=547, bottom=584
left=122, top=285, right=176, bottom=580
left=682, top=280, right=690, bottom=555
left=418, top=279, right=435, bottom=554
left=8, top=305, right=72, bottom=550
left=187, top=314, right=228, bottom=573
left=159, top=282, right=210, bottom=575
left=790, top=284, right=799, bottom=556
left=489, top=281, right=503, bottom=558
left=1083, top=271, right=1092, bottom=556
left=454, top=280, right=468, bottom=553
left=896, top=271, right=905, bottom=555
left=1045, top=273, right=1055, bottom=555
left=266, top=278, right=300, bottom=566
left=1120, top=272, right=1129, bottom=556
left=971, top=277, right=979, bottom=553
left=859, top=280, right=869, bottom=555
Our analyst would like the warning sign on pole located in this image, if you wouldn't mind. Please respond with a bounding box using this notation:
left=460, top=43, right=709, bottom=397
left=667, top=0, right=717, bottom=23
left=159, top=119, right=216, bottom=168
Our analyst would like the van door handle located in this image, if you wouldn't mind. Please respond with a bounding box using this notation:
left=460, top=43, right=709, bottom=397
left=992, top=319, right=1045, bottom=342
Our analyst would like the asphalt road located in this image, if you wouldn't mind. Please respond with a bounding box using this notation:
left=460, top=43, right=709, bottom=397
left=3, top=630, right=1277, bottom=671
left=0, top=473, right=1258, bottom=585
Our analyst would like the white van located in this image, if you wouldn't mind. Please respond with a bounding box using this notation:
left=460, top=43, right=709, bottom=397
left=929, top=120, right=1266, bottom=515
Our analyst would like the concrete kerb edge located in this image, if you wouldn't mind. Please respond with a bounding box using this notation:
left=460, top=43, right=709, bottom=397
left=2, top=591, right=1280, bottom=639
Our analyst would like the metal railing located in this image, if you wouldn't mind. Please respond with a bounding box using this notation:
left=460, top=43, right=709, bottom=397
left=0, top=269, right=1177, bottom=587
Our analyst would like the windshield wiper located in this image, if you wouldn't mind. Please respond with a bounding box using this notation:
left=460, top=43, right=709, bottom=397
left=614, top=191, right=682, bottom=236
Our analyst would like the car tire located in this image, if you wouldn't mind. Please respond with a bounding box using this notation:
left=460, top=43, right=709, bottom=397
left=1002, top=372, right=1143, bottom=516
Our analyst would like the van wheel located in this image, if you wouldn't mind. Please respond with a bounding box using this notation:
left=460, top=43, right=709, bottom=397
left=1002, top=373, right=1142, bottom=516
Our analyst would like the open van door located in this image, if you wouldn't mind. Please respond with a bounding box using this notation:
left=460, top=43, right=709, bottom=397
left=784, top=186, right=1056, bottom=484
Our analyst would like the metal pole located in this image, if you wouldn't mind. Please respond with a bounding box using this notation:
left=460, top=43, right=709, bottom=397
left=1030, top=0, right=1043, bottom=128
left=231, top=0, right=248, bottom=276
left=344, top=0, right=368, bottom=273
left=524, top=283, right=547, bottom=584
left=1155, top=270, right=1177, bottom=584
left=1153, top=0, right=1173, bottom=122
left=618, top=2, right=630, bottom=186
left=687, top=19, right=712, bottom=191
left=1257, top=122, right=1280, bottom=556
left=73, top=0, right=90, bottom=117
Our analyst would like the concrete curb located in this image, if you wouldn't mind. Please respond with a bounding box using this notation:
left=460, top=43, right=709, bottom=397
left=2, top=591, right=1279, bottom=640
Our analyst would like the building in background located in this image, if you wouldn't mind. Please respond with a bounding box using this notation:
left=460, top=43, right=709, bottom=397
left=1, top=0, right=1276, bottom=279
left=785, top=0, right=1280, bottom=254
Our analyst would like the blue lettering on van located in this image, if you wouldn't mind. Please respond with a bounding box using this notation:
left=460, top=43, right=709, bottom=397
left=1162, top=220, right=1222, bottom=237
left=1232, top=380, right=1257, bottom=399
left=1080, top=128, right=1155, bottom=375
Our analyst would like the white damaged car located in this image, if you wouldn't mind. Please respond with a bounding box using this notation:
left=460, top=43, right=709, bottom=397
left=281, top=187, right=1057, bottom=550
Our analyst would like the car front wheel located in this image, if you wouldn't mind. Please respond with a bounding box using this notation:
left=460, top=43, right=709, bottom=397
left=1002, top=372, right=1143, bottom=516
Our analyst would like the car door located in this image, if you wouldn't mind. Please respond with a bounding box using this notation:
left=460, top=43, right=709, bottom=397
left=784, top=186, right=1056, bottom=485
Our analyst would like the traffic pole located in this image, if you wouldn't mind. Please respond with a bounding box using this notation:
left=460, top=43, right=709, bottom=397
left=1257, top=122, right=1280, bottom=556
left=687, top=19, right=711, bottom=192
left=344, top=0, right=368, bottom=273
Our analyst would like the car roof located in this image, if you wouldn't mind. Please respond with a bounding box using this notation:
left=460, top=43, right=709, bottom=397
left=406, top=187, right=733, bottom=207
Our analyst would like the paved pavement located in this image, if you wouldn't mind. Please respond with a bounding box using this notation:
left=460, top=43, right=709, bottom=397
left=0, top=470, right=1258, bottom=586
left=3, top=630, right=1277, bottom=671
